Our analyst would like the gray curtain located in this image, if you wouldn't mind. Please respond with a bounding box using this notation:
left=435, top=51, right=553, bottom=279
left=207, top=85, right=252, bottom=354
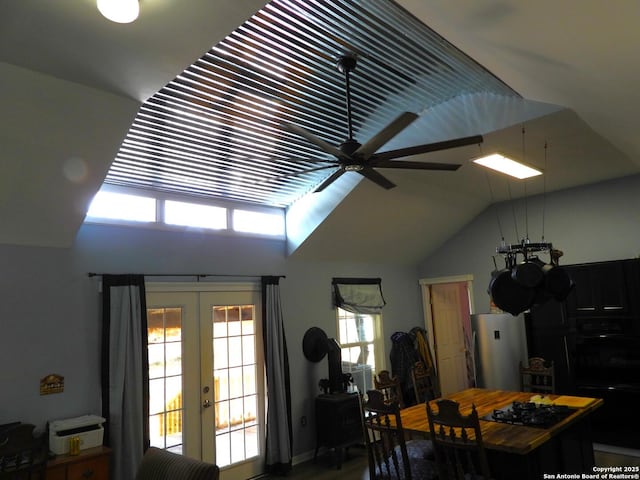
left=261, top=276, right=292, bottom=475
left=101, top=275, right=150, bottom=480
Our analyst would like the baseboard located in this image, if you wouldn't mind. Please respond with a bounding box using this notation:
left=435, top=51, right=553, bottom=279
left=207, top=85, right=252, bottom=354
left=594, top=443, right=640, bottom=458
left=292, top=449, right=317, bottom=466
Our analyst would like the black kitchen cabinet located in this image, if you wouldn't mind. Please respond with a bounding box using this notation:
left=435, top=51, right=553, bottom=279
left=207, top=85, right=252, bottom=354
left=528, top=258, right=640, bottom=448
left=314, top=392, right=363, bottom=469
left=565, top=259, right=640, bottom=321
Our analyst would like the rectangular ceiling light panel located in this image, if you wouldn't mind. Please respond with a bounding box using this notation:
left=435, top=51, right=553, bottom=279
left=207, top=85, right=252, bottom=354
left=473, top=153, right=542, bottom=179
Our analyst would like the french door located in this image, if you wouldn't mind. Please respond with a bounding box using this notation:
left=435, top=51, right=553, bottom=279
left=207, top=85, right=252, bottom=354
left=146, top=283, right=265, bottom=480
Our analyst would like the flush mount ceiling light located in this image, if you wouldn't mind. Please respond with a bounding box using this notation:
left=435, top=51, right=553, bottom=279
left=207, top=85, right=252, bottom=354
left=97, top=0, right=139, bottom=23
left=473, top=153, right=542, bottom=179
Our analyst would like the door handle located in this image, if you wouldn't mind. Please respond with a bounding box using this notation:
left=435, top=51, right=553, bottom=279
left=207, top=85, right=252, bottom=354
left=203, top=399, right=212, bottom=408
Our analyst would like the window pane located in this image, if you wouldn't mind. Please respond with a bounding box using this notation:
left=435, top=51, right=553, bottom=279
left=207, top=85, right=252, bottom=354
left=216, top=433, right=231, bottom=466
left=228, top=337, right=242, bottom=367
left=232, top=209, right=284, bottom=236
left=87, top=191, right=155, bottom=222
left=164, top=200, right=226, bottom=229
left=230, top=429, right=246, bottom=463
left=165, top=342, right=181, bottom=377
left=242, top=336, right=255, bottom=365
left=149, top=378, right=166, bottom=415
left=244, top=425, right=259, bottom=458
left=337, top=308, right=379, bottom=395
left=215, top=369, right=229, bottom=401
left=243, top=365, right=256, bottom=395
left=229, top=367, right=243, bottom=398
left=213, top=338, right=228, bottom=369
left=244, top=395, right=257, bottom=426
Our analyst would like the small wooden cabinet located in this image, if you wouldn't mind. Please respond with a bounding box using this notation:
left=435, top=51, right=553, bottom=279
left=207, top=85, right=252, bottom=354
left=314, top=392, right=363, bottom=469
left=46, top=446, right=110, bottom=480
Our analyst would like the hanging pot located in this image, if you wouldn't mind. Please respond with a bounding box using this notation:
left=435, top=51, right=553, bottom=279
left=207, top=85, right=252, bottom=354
left=488, top=268, right=535, bottom=316
left=542, top=264, right=575, bottom=301
left=511, top=257, right=545, bottom=288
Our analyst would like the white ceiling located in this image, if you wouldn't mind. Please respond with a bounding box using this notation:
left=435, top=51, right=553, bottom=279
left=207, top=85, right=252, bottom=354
left=2, top=0, right=639, bottom=263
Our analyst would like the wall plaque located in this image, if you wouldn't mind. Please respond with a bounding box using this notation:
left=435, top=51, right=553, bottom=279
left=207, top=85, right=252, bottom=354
left=40, top=373, right=64, bottom=395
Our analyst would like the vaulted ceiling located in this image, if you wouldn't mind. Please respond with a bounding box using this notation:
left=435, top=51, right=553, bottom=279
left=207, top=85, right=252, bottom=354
left=2, top=1, right=639, bottom=264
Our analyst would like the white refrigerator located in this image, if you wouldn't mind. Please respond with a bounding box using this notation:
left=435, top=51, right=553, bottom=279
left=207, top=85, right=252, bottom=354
left=471, top=313, right=529, bottom=391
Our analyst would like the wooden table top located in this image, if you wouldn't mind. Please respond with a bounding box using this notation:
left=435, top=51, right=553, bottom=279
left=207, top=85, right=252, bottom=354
left=400, top=388, right=603, bottom=455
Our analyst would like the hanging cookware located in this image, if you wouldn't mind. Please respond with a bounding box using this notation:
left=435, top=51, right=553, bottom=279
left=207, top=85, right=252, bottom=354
left=488, top=266, right=535, bottom=316
left=542, top=264, right=575, bottom=301
left=511, top=256, right=545, bottom=288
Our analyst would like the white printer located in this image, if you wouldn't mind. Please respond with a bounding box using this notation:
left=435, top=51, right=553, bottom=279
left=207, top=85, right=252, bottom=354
left=48, top=414, right=105, bottom=455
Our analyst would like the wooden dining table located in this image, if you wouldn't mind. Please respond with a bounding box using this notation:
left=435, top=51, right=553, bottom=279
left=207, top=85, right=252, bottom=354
left=399, top=388, right=604, bottom=479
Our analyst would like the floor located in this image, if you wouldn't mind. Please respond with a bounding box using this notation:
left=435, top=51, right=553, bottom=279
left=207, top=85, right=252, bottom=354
left=267, top=444, right=640, bottom=480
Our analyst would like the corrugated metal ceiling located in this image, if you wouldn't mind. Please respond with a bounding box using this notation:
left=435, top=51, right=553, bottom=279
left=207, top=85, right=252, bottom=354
left=104, top=0, right=519, bottom=208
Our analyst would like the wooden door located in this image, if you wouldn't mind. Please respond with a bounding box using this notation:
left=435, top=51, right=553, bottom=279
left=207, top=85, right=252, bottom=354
left=430, top=283, right=469, bottom=395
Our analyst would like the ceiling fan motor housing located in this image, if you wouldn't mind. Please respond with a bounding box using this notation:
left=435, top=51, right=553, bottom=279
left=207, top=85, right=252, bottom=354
left=337, top=54, right=357, bottom=74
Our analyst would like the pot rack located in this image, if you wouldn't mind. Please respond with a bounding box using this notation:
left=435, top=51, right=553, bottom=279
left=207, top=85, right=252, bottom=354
left=495, top=240, right=563, bottom=268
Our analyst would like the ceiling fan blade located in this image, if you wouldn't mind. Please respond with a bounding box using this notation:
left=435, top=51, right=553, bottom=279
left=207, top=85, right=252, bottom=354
left=358, top=167, right=396, bottom=190
left=354, top=112, right=419, bottom=159
left=370, top=160, right=461, bottom=171
left=281, top=122, right=351, bottom=162
left=314, top=168, right=346, bottom=193
left=371, top=134, right=483, bottom=162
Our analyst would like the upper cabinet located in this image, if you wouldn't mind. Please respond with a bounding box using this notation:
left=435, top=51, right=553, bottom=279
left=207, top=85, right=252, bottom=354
left=565, top=259, right=640, bottom=320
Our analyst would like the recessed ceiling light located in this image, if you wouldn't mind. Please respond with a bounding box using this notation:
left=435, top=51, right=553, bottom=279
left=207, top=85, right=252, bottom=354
left=473, top=153, right=542, bottom=179
left=97, top=0, right=139, bottom=24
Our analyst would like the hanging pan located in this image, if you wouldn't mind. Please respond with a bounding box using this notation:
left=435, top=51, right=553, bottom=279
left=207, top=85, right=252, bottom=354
left=511, top=256, right=545, bottom=288
left=488, top=256, right=535, bottom=315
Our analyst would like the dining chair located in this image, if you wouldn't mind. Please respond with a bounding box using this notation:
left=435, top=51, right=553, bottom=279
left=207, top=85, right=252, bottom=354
left=0, top=423, right=48, bottom=480
left=411, top=362, right=439, bottom=404
left=361, top=390, right=437, bottom=480
left=520, top=357, right=555, bottom=394
left=135, top=447, right=220, bottom=480
left=373, top=370, right=405, bottom=408
left=426, top=399, right=492, bottom=480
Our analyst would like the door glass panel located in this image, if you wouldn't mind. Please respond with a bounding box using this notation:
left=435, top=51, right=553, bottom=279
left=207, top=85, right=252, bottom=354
left=211, top=304, right=258, bottom=468
left=147, top=307, right=183, bottom=451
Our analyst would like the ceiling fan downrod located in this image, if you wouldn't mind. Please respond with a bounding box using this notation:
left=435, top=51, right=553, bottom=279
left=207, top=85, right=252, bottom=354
left=337, top=55, right=358, bottom=142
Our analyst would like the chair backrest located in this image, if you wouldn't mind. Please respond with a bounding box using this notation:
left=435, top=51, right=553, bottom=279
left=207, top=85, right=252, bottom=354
left=0, top=423, right=47, bottom=480
left=411, top=362, right=438, bottom=404
left=520, top=357, right=555, bottom=394
left=135, top=447, right=220, bottom=480
left=373, top=370, right=404, bottom=408
left=426, top=399, right=491, bottom=480
left=362, top=389, right=413, bottom=480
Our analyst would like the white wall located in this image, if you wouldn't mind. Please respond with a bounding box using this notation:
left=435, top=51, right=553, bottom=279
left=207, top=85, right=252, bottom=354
left=418, top=174, right=640, bottom=314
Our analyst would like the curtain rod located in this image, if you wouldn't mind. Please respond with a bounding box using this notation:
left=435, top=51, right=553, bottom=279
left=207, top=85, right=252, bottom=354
left=87, top=273, right=285, bottom=279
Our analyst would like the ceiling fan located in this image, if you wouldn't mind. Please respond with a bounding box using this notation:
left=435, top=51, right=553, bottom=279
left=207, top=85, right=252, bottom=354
left=281, top=54, right=484, bottom=192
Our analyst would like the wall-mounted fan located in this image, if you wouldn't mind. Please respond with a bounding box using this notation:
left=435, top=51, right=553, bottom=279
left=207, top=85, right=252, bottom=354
left=282, top=54, right=484, bottom=192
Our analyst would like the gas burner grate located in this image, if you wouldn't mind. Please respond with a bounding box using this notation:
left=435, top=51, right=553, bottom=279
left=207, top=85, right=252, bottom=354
left=483, top=402, right=576, bottom=428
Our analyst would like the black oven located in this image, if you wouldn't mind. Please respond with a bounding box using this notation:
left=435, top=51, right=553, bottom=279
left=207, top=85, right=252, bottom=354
left=574, top=333, right=640, bottom=390
left=573, top=317, right=640, bottom=448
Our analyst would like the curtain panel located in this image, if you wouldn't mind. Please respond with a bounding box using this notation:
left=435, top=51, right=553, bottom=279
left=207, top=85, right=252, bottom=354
left=261, top=276, right=292, bottom=475
left=332, top=277, right=386, bottom=314
left=101, top=274, right=150, bottom=480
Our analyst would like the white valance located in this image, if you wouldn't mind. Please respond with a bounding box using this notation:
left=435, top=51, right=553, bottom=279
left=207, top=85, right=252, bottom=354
left=332, top=277, right=386, bottom=314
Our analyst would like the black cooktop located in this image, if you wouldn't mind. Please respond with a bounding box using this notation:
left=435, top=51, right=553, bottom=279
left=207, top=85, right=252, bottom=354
left=483, top=402, right=576, bottom=428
